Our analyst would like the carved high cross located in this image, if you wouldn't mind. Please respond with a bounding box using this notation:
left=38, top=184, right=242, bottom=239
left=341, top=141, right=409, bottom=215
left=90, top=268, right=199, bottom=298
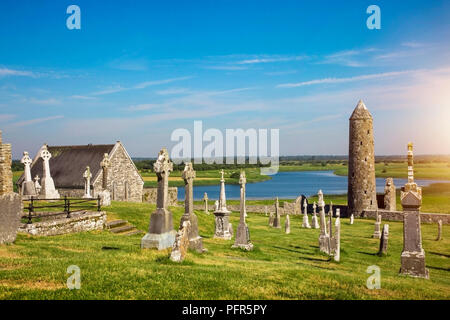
left=182, top=162, right=196, bottom=216
left=83, top=166, right=92, bottom=197
left=100, top=153, right=110, bottom=189
left=154, top=148, right=173, bottom=209
left=40, top=146, right=52, bottom=178
left=239, top=171, right=247, bottom=221
left=21, top=151, right=33, bottom=181
left=220, top=169, right=225, bottom=181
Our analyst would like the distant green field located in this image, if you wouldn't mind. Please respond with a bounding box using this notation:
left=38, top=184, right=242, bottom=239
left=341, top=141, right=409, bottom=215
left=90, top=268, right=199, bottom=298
left=1, top=201, right=449, bottom=299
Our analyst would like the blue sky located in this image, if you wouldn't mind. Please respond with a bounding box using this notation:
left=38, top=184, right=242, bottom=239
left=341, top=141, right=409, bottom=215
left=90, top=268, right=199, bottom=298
left=1, top=0, right=450, bottom=158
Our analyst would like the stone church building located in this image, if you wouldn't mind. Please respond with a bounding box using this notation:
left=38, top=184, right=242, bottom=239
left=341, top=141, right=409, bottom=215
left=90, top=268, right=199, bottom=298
left=17, top=141, right=144, bottom=202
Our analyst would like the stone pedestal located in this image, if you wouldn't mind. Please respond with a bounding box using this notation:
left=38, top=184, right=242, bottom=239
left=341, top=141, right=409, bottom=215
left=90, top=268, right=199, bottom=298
left=141, top=148, right=176, bottom=250
left=213, top=170, right=232, bottom=240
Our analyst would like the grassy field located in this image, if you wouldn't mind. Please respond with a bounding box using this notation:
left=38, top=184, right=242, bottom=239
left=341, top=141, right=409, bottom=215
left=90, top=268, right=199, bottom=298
left=1, top=201, right=449, bottom=300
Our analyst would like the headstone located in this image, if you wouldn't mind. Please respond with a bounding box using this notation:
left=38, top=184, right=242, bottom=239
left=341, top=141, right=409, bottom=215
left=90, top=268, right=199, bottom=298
left=333, top=209, right=341, bottom=262
left=373, top=211, right=381, bottom=239
left=272, top=197, right=281, bottom=228
left=82, top=166, right=92, bottom=198
left=99, top=154, right=111, bottom=206
left=0, top=193, right=23, bottom=244
left=170, top=221, right=191, bottom=262
left=384, top=178, right=396, bottom=211
left=436, top=220, right=442, bottom=241
left=302, top=200, right=311, bottom=228
left=399, top=143, right=429, bottom=279
left=328, top=203, right=333, bottom=238
left=0, top=130, right=13, bottom=196
left=268, top=210, right=274, bottom=227
left=378, top=224, right=389, bottom=256
left=213, top=169, right=232, bottom=239
left=318, top=190, right=330, bottom=254
left=285, top=214, right=291, bottom=234
left=141, top=148, right=176, bottom=250
left=180, top=162, right=203, bottom=252
left=20, top=151, right=37, bottom=198
left=311, top=202, right=319, bottom=229
left=350, top=213, right=354, bottom=225
left=34, top=175, right=41, bottom=195
left=264, top=205, right=268, bottom=216
left=39, top=145, right=60, bottom=199
left=232, top=171, right=253, bottom=251
left=203, top=192, right=209, bottom=214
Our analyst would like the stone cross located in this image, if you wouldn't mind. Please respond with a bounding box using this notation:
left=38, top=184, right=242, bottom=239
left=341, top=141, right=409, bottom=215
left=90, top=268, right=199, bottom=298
left=333, top=209, right=341, bottom=262
left=141, top=148, right=176, bottom=250
left=400, top=142, right=429, bottom=278
left=285, top=214, right=291, bottom=234
left=378, top=224, right=389, bottom=256
left=180, top=162, right=203, bottom=252
left=232, top=171, right=253, bottom=250
left=83, top=166, right=92, bottom=198
left=203, top=192, right=209, bottom=214
left=34, top=175, right=41, bottom=194
left=328, top=203, right=333, bottom=238
left=311, top=201, right=319, bottom=229
left=302, top=199, right=311, bottom=228
left=100, top=153, right=110, bottom=190
left=20, top=151, right=36, bottom=197
left=436, top=220, right=443, bottom=241
left=39, top=145, right=59, bottom=199
left=218, top=169, right=228, bottom=211
left=384, top=178, right=396, bottom=211
left=272, top=197, right=281, bottom=228
left=318, top=190, right=330, bottom=254
left=372, top=211, right=382, bottom=239
left=213, top=169, right=232, bottom=239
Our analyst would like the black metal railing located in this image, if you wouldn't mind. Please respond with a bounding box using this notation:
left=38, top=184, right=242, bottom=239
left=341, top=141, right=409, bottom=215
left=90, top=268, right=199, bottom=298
left=22, top=195, right=101, bottom=224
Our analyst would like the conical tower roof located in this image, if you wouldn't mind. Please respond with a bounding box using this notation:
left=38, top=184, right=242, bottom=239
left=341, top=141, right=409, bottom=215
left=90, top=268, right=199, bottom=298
left=350, top=100, right=373, bottom=120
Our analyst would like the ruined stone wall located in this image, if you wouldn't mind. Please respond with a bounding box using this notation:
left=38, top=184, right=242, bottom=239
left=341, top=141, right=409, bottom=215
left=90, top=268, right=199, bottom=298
left=93, top=144, right=143, bottom=202
left=143, top=187, right=178, bottom=206
left=348, top=114, right=377, bottom=217
left=18, top=211, right=106, bottom=236
left=362, top=209, right=450, bottom=224
left=0, top=131, right=13, bottom=196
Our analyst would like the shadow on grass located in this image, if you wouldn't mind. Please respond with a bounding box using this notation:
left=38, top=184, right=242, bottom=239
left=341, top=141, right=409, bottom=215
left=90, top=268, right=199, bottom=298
left=429, top=251, right=450, bottom=258
left=427, top=265, right=450, bottom=272
left=357, top=251, right=378, bottom=256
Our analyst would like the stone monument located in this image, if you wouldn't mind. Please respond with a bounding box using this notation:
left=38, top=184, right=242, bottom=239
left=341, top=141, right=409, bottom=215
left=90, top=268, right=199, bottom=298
left=311, top=202, right=319, bottom=229
left=399, top=143, right=429, bottom=279
left=436, top=220, right=442, bottom=241
left=141, top=148, right=176, bottom=250
left=20, top=151, right=37, bottom=198
left=318, top=190, right=330, bottom=254
left=373, top=211, right=382, bottom=239
left=285, top=214, right=291, bottom=234
left=232, top=171, right=253, bottom=251
left=170, top=221, right=191, bottom=263
left=213, top=169, right=232, bottom=240
left=302, top=200, right=311, bottom=228
left=384, top=178, right=396, bottom=211
left=39, top=145, right=60, bottom=199
left=348, top=100, right=378, bottom=217
left=180, top=162, right=203, bottom=252
left=272, top=197, right=281, bottom=228
left=268, top=210, right=274, bottom=227
left=350, top=214, right=354, bottom=225
left=34, top=175, right=41, bottom=195
left=378, top=224, right=389, bottom=256
left=98, top=153, right=111, bottom=206
left=333, top=209, right=341, bottom=262
left=82, top=166, right=92, bottom=198
left=203, top=192, right=209, bottom=214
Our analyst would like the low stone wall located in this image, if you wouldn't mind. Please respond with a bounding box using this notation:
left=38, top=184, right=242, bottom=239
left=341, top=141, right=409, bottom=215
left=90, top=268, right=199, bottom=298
left=362, top=210, right=450, bottom=224
left=18, top=211, right=106, bottom=236
left=143, top=187, right=178, bottom=206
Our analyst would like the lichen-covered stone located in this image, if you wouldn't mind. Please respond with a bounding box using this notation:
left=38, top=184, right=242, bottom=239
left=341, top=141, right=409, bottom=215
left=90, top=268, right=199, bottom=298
left=0, top=130, right=13, bottom=196
left=0, top=193, right=22, bottom=244
left=170, top=221, right=191, bottom=262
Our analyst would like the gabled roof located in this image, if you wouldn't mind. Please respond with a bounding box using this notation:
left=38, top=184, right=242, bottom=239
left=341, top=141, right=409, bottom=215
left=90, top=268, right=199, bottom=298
left=17, top=144, right=115, bottom=188
left=350, top=100, right=373, bottom=120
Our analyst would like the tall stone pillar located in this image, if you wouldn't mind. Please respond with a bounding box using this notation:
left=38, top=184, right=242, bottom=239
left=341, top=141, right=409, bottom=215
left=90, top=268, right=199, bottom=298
left=0, top=130, right=13, bottom=196
left=318, top=190, right=330, bottom=254
left=272, top=197, right=281, bottom=228
left=203, top=192, right=209, bottom=214
left=99, top=153, right=111, bottom=206
left=400, top=143, right=429, bottom=279
left=302, top=200, right=311, bottom=228
left=141, top=148, right=176, bottom=250
left=311, top=202, right=319, bottom=229
left=213, top=170, right=232, bottom=239
left=348, top=100, right=377, bottom=217
left=83, top=166, right=92, bottom=198
left=20, top=151, right=37, bottom=198
left=384, top=178, right=396, bottom=211
left=179, top=162, right=203, bottom=252
left=333, top=209, right=341, bottom=262
left=39, top=145, right=60, bottom=199
left=232, top=171, right=253, bottom=251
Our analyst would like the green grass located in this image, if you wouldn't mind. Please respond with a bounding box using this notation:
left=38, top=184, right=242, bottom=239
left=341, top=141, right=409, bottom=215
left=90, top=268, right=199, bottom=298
left=1, top=201, right=449, bottom=299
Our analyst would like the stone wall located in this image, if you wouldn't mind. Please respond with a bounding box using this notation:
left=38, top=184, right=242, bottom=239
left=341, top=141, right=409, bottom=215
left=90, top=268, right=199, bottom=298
left=0, top=130, right=13, bottom=196
left=58, top=188, right=85, bottom=198
left=362, top=209, right=450, bottom=224
left=18, top=211, right=106, bottom=236
left=143, top=187, right=178, bottom=206
left=93, top=143, right=143, bottom=202
left=0, top=193, right=23, bottom=244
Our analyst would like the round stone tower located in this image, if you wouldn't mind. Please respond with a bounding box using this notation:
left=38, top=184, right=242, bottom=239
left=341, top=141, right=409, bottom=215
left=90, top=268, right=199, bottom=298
left=348, top=100, right=377, bottom=217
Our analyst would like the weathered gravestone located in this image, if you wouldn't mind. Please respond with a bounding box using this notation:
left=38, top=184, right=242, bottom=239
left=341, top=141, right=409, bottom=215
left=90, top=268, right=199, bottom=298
left=268, top=210, right=274, bottom=227
left=98, top=153, right=111, bottom=206
left=141, top=148, right=176, bottom=250
left=318, top=190, right=330, bottom=254
left=272, top=197, right=281, bottom=228
left=399, top=143, right=429, bottom=279
left=82, top=166, right=92, bottom=198
left=311, top=202, right=319, bottom=229
left=170, top=221, right=191, bottom=262
left=20, top=151, right=37, bottom=198
left=232, top=171, right=253, bottom=251
left=373, top=211, right=382, bottom=239
left=350, top=213, right=354, bottom=225
left=302, top=200, right=311, bottom=228
left=378, top=224, right=389, bottom=256
left=436, top=220, right=442, bottom=241
left=180, top=163, right=204, bottom=252
left=39, top=145, right=60, bottom=199
left=285, top=214, right=291, bottom=234
left=384, top=178, right=396, bottom=211
left=333, top=209, right=341, bottom=262
left=213, top=170, right=232, bottom=240
left=203, top=192, right=209, bottom=214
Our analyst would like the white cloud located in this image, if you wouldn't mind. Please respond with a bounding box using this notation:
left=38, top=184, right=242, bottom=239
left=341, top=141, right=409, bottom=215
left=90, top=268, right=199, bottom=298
left=0, top=67, right=35, bottom=78
left=10, top=115, right=64, bottom=127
